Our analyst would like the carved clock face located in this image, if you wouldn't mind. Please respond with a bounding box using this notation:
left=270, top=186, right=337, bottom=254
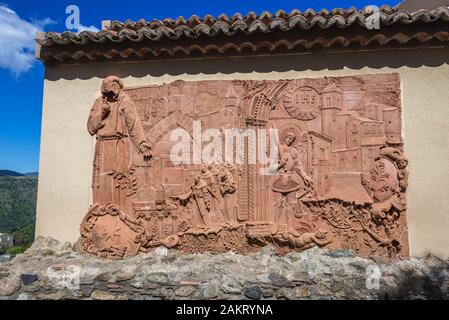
left=283, top=86, right=321, bottom=121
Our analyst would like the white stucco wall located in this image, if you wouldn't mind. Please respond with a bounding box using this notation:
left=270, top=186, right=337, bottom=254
left=36, top=47, right=449, bottom=258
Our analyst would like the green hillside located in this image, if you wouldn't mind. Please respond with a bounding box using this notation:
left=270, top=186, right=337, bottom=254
left=0, top=170, right=24, bottom=177
left=0, top=176, right=37, bottom=245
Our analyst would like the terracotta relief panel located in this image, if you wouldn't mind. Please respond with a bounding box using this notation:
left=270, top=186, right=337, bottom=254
left=77, top=74, right=409, bottom=260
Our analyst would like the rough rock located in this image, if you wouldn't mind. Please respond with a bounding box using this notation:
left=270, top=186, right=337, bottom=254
left=296, top=286, right=312, bottom=299
left=269, top=273, right=292, bottom=287
left=115, top=272, right=135, bottom=282
left=263, top=289, right=275, bottom=298
left=130, top=281, right=144, bottom=289
left=199, top=282, right=220, bottom=299
left=37, top=292, right=66, bottom=300
left=175, top=286, right=197, bottom=298
left=25, top=236, right=72, bottom=257
left=0, top=276, right=21, bottom=296
left=21, top=274, right=39, bottom=286
left=95, top=273, right=112, bottom=283
left=276, top=288, right=295, bottom=300
left=80, top=285, right=94, bottom=297
left=41, top=249, right=54, bottom=257
left=326, top=249, right=357, bottom=259
left=244, top=286, right=263, bottom=300
left=146, top=273, right=169, bottom=284
left=91, top=290, right=116, bottom=300
left=0, top=237, right=448, bottom=300
left=221, top=279, right=243, bottom=294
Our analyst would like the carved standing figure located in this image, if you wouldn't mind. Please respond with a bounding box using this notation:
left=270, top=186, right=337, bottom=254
left=277, top=130, right=313, bottom=189
left=271, top=129, right=313, bottom=225
left=172, top=175, right=215, bottom=228
left=88, top=76, right=152, bottom=213
left=219, top=164, right=238, bottom=224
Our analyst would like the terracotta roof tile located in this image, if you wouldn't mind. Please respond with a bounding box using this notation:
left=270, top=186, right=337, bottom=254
left=36, top=6, right=449, bottom=64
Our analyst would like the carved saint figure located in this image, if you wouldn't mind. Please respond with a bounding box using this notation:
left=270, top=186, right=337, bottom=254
left=271, top=129, right=312, bottom=193
left=271, top=129, right=313, bottom=225
left=87, top=76, right=152, bottom=212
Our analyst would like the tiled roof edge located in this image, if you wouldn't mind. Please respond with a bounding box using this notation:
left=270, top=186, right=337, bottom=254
left=35, top=6, right=449, bottom=64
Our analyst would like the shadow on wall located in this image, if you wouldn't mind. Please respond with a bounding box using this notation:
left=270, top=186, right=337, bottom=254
left=379, top=257, right=449, bottom=300
left=45, top=47, right=449, bottom=81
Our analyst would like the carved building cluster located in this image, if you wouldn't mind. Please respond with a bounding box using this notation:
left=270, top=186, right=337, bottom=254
left=78, top=74, right=409, bottom=260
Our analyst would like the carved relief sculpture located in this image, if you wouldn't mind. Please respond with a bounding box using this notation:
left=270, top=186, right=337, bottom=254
left=87, top=76, right=152, bottom=213
left=78, top=73, right=409, bottom=260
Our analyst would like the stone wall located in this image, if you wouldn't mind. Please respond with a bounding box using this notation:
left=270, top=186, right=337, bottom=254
left=0, top=237, right=448, bottom=300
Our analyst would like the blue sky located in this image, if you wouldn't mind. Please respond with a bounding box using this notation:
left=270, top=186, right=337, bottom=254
left=0, top=0, right=400, bottom=173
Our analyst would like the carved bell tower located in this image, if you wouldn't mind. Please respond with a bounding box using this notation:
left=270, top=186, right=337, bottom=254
left=321, top=82, right=343, bottom=138
left=226, top=85, right=239, bottom=108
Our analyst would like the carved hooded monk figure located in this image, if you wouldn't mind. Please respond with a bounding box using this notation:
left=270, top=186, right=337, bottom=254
left=88, top=76, right=152, bottom=214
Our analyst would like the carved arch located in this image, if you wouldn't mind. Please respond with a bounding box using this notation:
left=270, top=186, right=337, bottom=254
left=246, top=82, right=288, bottom=124
left=146, top=111, right=195, bottom=147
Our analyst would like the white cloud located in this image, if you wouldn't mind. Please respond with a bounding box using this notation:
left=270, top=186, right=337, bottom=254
left=0, top=5, right=54, bottom=76
left=76, top=24, right=99, bottom=33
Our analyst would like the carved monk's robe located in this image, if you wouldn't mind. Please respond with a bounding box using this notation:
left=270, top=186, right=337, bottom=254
left=87, top=92, right=147, bottom=215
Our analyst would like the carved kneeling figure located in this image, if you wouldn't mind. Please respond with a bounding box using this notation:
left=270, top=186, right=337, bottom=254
left=276, top=228, right=332, bottom=250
